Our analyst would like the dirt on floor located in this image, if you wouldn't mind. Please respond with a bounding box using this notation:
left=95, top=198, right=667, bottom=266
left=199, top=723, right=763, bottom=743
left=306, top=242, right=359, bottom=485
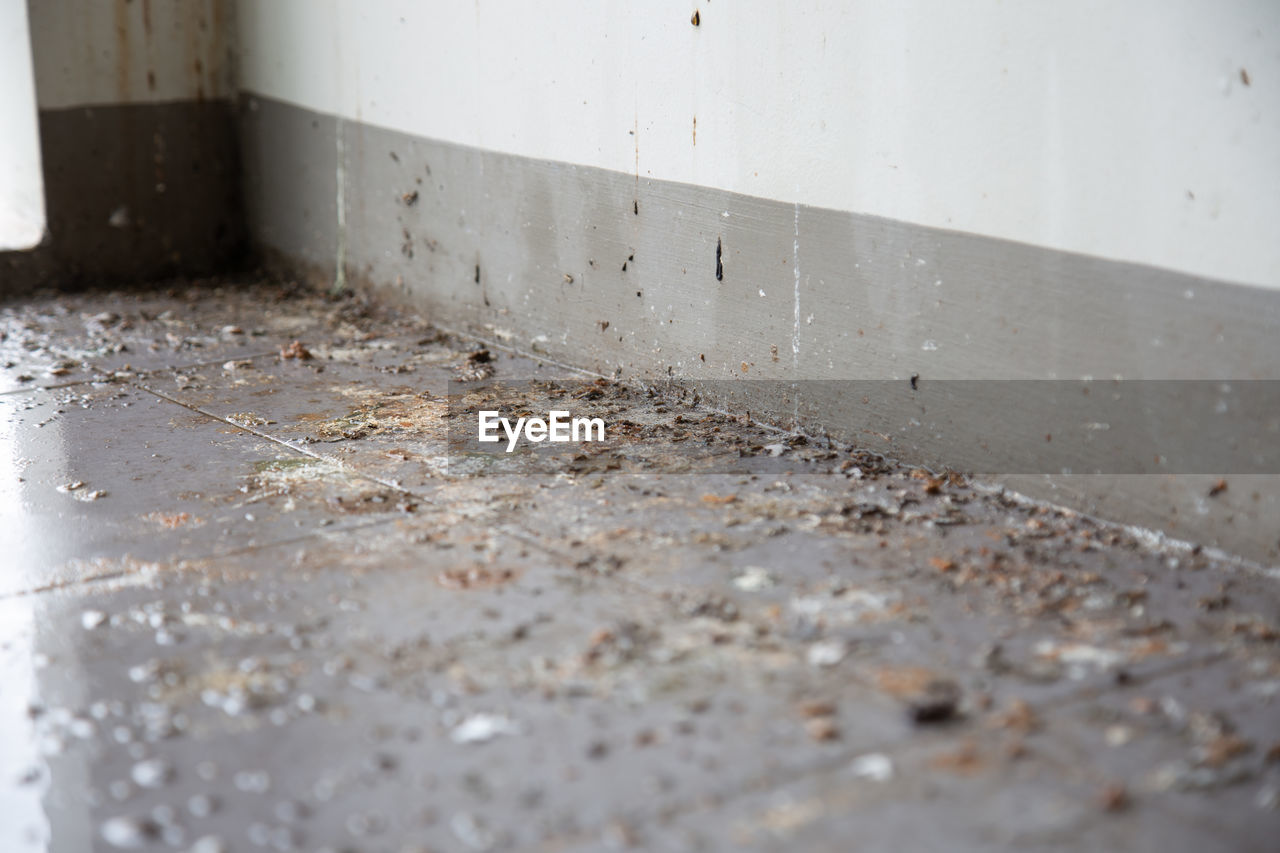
left=0, top=277, right=1277, bottom=852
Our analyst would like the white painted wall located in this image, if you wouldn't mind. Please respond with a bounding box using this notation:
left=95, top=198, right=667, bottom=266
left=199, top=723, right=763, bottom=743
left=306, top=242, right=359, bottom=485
left=0, top=0, right=44, bottom=250
left=235, top=0, right=1280, bottom=290
left=28, top=0, right=235, bottom=109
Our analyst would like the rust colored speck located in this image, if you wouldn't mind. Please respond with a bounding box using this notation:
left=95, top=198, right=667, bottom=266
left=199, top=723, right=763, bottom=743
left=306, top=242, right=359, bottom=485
left=280, top=340, right=313, bottom=360
left=436, top=566, right=520, bottom=590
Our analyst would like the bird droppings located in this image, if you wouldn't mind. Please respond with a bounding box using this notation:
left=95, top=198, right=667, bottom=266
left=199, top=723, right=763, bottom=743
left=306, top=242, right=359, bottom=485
left=129, top=757, right=174, bottom=788
left=732, top=566, right=775, bottom=592
left=805, top=716, right=840, bottom=742
left=450, top=713, right=522, bottom=744
left=455, top=347, right=495, bottom=381
left=876, top=667, right=963, bottom=724
left=849, top=752, right=894, bottom=782
left=806, top=640, right=849, bottom=668
left=436, top=566, right=521, bottom=590
left=0, top=279, right=1277, bottom=850
left=58, top=480, right=108, bottom=501
left=278, top=340, right=312, bottom=360
left=187, top=835, right=229, bottom=853
left=99, top=814, right=160, bottom=848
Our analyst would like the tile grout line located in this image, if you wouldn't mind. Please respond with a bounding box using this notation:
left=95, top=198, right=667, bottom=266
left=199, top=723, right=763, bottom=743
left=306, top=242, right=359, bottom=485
left=535, top=649, right=1239, bottom=851
left=502, top=520, right=1243, bottom=847
left=184, top=515, right=407, bottom=566
left=122, top=348, right=282, bottom=376
left=0, top=514, right=408, bottom=602
left=438, top=322, right=1276, bottom=578
left=136, top=382, right=429, bottom=500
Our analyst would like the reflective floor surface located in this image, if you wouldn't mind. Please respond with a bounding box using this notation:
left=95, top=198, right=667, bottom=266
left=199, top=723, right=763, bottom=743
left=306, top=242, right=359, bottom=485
left=1, top=279, right=1277, bottom=851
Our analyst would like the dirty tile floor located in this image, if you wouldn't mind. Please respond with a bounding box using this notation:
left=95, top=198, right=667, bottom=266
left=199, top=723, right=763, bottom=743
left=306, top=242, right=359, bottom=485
left=1, top=279, right=1278, bottom=852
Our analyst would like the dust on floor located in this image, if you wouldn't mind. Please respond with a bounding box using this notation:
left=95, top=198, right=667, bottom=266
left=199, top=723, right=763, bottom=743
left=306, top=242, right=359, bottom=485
left=1, top=278, right=1277, bottom=851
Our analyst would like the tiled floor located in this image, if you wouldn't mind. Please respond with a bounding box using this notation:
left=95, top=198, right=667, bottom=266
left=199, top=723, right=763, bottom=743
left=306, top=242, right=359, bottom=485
left=1, top=279, right=1278, bottom=851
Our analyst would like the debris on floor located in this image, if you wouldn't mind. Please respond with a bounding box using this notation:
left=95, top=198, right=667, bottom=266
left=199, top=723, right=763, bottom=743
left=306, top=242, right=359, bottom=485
left=0, top=278, right=1277, bottom=851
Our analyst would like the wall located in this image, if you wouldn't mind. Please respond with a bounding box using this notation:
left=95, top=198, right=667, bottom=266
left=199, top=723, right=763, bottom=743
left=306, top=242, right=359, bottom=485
left=0, top=0, right=44, bottom=251
left=233, top=1, right=1280, bottom=562
left=28, top=0, right=235, bottom=108
left=0, top=0, right=242, bottom=292
left=236, top=0, right=1280, bottom=290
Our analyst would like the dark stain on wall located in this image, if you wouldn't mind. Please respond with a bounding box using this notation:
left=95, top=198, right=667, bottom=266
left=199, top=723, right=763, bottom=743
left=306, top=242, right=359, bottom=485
left=1, top=102, right=246, bottom=294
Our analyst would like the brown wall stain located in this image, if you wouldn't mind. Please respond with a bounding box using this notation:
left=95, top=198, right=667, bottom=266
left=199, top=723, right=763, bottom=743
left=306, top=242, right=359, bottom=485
left=142, top=0, right=155, bottom=91
left=113, top=0, right=131, bottom=100
left=96, top=0, right=231, bottom=104
left=209, top=0, right=232, bottom=95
